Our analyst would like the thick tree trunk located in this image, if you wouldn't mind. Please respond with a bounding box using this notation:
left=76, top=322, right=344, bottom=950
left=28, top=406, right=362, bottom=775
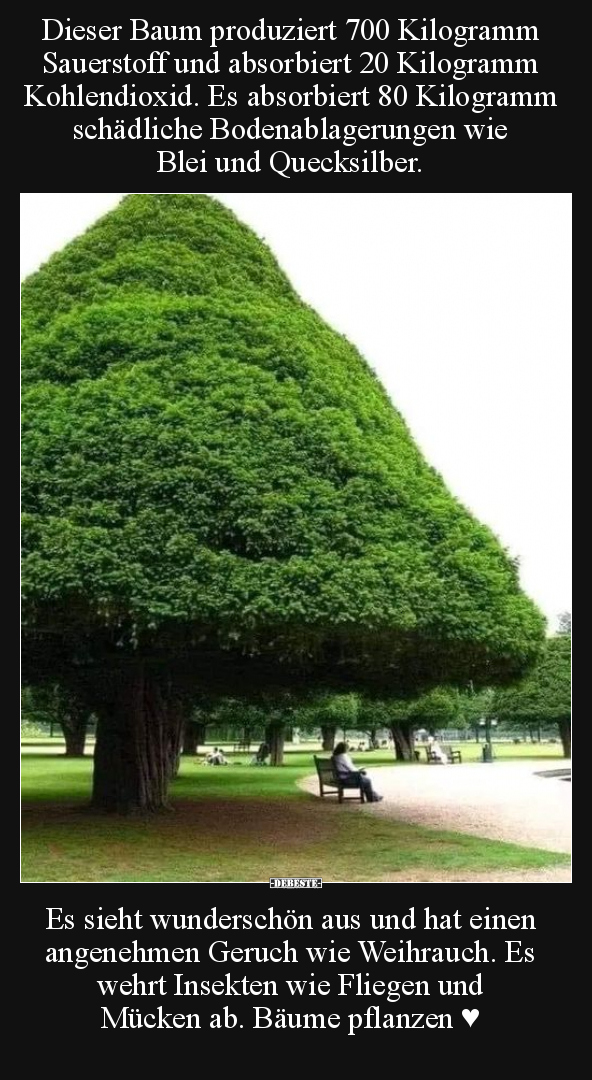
left=558, top=717, right=571, bottom=759
left=92, top=666, right=183, bottom=813
left=61, top=713, right=88, bottom=758
left=390, top=722, right=416, bottom=762
left=266, top=723, right=285, bottom=767
left=321, top=724, right=337, bottom=752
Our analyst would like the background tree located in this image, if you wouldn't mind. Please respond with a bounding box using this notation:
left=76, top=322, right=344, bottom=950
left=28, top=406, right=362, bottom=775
left=22, top=194, right=545, bottom=812
left=261, top=690, right=300, bottom=767
left=212, top=698, right=269, bottom=754
left=387, top=700, right=417, bottom=762
left=22, top=684, right=91, bottom=758
left=357, top=698, right=393, bottom=753
left=375, top=688, right=460, bottom=761
left=494, top=636, right=571, bottom=757
left=459, top=688, right=496, bottom=742
left=298, top=693, right=359, bottom=752
left=410, top=687, right=461, bottom=739
left=182, top=695, right=219, bottom=756
left=558, top=612, right=572, bottom=635
left=21, top=687, right=45, bottom=737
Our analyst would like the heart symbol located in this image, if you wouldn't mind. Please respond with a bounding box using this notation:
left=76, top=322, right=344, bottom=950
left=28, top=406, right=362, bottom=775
left=462, top=1009, right=479, bottom=1028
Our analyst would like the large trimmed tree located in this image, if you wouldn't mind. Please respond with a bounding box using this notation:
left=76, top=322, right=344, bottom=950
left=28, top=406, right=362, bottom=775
left=494, top=635, right=572, bottom=757
left=22, top=194, right=545, bottom=811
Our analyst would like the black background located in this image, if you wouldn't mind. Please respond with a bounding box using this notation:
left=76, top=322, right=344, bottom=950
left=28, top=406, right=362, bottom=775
left=19, top=883, right=569, bottom=1059
left=19, top=11, right=573, bottom=188
left=19, top=6, right=572, bottom=1064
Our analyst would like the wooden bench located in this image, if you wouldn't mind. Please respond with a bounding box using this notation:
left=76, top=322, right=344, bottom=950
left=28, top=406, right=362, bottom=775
left=314, top=756, right=365, bottom=804
left=425, top=745, right=462, bottom=765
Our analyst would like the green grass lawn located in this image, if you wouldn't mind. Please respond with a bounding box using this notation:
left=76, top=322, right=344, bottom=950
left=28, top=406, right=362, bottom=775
left=21, top=747, right=569, bottom=883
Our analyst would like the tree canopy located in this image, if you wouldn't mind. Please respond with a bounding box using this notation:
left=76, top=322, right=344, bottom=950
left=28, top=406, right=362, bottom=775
left=494, top=635, right=571, bottom=756
left=404, top=687, right=461, bottom=732
left=22, top=193, right=544, bottom=695
left=459, top=688, right=496, bottom=731
left=22, top=194, right=548, bottom=809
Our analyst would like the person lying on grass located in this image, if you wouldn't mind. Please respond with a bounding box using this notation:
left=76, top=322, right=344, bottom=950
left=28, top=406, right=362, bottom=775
left=332, top=742, right=383, bottom=803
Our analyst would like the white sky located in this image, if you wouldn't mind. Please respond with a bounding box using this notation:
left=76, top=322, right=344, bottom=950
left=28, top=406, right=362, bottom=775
left=20, top=192, right=572, bottom=630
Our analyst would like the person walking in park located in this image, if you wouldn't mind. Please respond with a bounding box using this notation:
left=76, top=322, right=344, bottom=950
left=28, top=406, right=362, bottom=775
left=332, top=742, right=383, bottom=803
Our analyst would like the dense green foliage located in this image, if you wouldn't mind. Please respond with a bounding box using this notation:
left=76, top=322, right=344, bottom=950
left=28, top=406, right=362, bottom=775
left=400, top=687, right=461, bottom=731
left=330, top=687, right=460, bottom=735
left=494, top=636, right=571, bottom=755
left=459, top=688, right=496, bottom=731
left=21, top=685, right=90, bottom=756
left=22, top=194, right=544, bottom=691
left=298, top=692, right=359, bottom=732
left=357, top=688, right=460, bottom=759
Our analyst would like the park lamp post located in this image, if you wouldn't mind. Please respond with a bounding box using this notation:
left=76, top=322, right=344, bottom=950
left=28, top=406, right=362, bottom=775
left=480, top=717, right=498, bottom=763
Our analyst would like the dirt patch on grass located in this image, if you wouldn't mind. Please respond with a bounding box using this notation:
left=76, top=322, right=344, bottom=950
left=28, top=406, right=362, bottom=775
left=22, top=797, right=337, bottom=847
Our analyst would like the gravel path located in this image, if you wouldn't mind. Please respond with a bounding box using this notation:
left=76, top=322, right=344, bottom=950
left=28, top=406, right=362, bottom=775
left=301, top=761, right=571, bottom=883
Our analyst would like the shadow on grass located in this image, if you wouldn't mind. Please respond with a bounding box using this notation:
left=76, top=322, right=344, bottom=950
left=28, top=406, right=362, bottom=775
left=21, top=751, right=570, bottom=882
left=22, top=793, right=569, bottom=884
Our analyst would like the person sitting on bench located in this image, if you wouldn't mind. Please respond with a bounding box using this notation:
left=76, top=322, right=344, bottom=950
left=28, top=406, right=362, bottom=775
left=332, top=743, right=383, bottom=803
left=428, top=737, right=449, bottom=764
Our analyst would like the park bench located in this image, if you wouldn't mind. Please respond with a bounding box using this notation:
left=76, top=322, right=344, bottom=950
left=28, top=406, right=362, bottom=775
left=425, top=745, right=462, bottom=764
left=314, top=756, right=365, bottom=804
